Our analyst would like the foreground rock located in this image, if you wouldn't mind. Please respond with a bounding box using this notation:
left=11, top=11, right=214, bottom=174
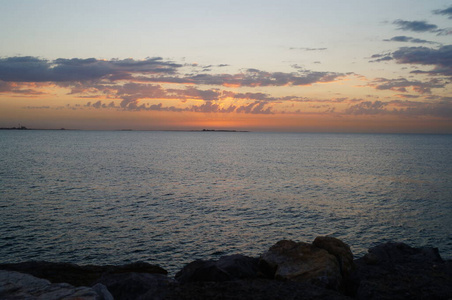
left=96, top=273, right=174, bottom=300
left=174, top=250, right=351, bottom=299
left=168, top=279, right=350, bottom=300
left=0, top=261, right=167, bottom=287
left=0, top=261, right=167, bottom=300
left=260, top=236, right=354, bottom=291
left=1, top=238, right=451, bottom=299
left=313, top=236, right=354, bottom=278
left=350, top=242, right=452, bottom=299
left=175, top=254, right=260, bottom=283
left=0, top=270, right=112, bottom=299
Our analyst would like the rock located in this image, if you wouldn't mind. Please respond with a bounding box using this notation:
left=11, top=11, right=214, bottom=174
left=1, top=240, right=451, bottom=299
left=92, top=283, right=114, bottom=300
left=0, top=261, right=167, bottom=287
left=260, top=240, right=342, bottom=289
left=96, top=272, right=174, bottom=300
left=106, top=261, right=168, bottom=275
left=313, top=236, right=354, bottom=277
left=167, top=278, right=351, bottom=300
left=0, top=270, right=104, bottom=299
left=363, top=242, right=443, bottom=265
left=175, top=260, right=231, bottom=283
left=350, top=242, right=452, bottom=299
left=0, top=261, right=102, bottom=287
left=216, top=255, right=260, bottom=280
left=175, top=254, right=260, bottom=284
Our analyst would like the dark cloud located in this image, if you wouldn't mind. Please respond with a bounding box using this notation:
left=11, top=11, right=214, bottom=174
left=0, top=56, right=182, bottom=82
left=369, top=55, right=393, bottom=62
left=0, top=56, right=345, bottom=90
left=371, top=45, right=452, bottom=77
left=137, top=68, right=344, bottom=87
left=393, top=19, right=438, bottom=32
left=222, top=91, right=277, bottom=101
left=393, top=19, right=451, bottom=35
left=395, top=94, right=420, bottom=99
left=392, top=45, right=452, bottom=76
left=370, top=54, right=389, bottom=58
left=385, top=36, right=411, bottom=42
left=0, top=55, right=351, bottom=115
left=0, top=80, right=45, bottom=95
left=189, top=101, right=237, bottom=113
left=433, top=6, right=452, bottom=19
left=114, top=83, right=167, bottom=108
left=167, top=86, right=221, bottom=101
left=402, top=102, right=452, bottom=118
left=235, top=101, right=273, bottom=114
left=80, top=99, right=273, bottom=114
left=0, top=80, right=17, bottom=93
left=369, top=77, right=446, bottom=94
left=0, top=57, right=54, bottom=82
left=67, top=80, right=280, bottom=112
left=345, top=101, right=389, bottom=115
left=345, top=99, right=452, bottom=119
left=85, top=101, right=114, bottom=109
left=383, top=36, right=437, bottom=44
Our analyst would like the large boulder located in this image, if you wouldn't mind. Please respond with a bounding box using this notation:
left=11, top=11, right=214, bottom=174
left=175, top=254, right=260, bottom=283
left=362, top=242, right=443, bottom=265
left=96, top=272, right=174, bottom=300
left=351, top=242, right=452, bottom=299
left=216, top=254, right=260, bottom=279
left=260, top=240, right=342, bottom=289
left=0, top=270, right=112, bottom=299
left=175, top=260, right=231, bottom=283
left=167, top=278, right=351, bottom=300
left=313, top=236, right=354, bottom=278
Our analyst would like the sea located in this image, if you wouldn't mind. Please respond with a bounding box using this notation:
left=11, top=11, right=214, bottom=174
left=1, top=130, right=451, bottom=274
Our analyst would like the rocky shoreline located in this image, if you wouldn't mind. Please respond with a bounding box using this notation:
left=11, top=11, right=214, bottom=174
left=1, top=237, right=451, bottom=299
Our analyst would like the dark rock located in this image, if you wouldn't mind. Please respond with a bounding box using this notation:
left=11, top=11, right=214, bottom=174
left=363, top=242, right=443, bottom=265
left=167, top=278, right=351, bottom=300
left=260, top=240, right=342, bottom=289
left=2, top=240, right=451, bottom=299
left=350, top=242, right=452, bottom=299
left=107, top=261, right=168, bottom=275
left=0, top=270, right=106, bottom=299
left=175, top=254, right=260, bottom=284
left=216, top=254, right=260, bottom=280
left=0, top=261, right=103, bottom=287
left=96, top=272, right=174, bottom=300
left=0, top=261, right=167, bottom=287
left=92, top=283, right=114, bottom=300
left=313, top=236, right=354, bottom=277
left=175, top=259, right=231, bottom=283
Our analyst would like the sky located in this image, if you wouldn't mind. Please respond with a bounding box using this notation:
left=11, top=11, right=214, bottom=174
left=0, top=0, right=451, bottom=133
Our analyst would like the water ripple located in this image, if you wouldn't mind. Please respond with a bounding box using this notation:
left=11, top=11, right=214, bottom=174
left=0, top=131, right=451, bottom=274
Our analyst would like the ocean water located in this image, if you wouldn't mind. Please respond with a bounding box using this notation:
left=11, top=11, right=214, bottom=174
left=1, top=130, right=451, bottom=274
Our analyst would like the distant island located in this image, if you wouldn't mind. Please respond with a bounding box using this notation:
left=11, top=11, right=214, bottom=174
left=0, top=125, right=29, bottom=130
left=0, top=127, right=250, bottom=132
left=0, top=126, right=69, bottom=130
left=198, top=129, right=249, bottom=132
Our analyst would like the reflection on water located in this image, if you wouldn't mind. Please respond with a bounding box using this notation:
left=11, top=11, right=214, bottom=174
left=1, top=131, right=451, bottom=274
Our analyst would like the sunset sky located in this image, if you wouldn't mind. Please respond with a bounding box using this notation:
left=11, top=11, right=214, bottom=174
left=1, top=0, right=451, bottom=133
